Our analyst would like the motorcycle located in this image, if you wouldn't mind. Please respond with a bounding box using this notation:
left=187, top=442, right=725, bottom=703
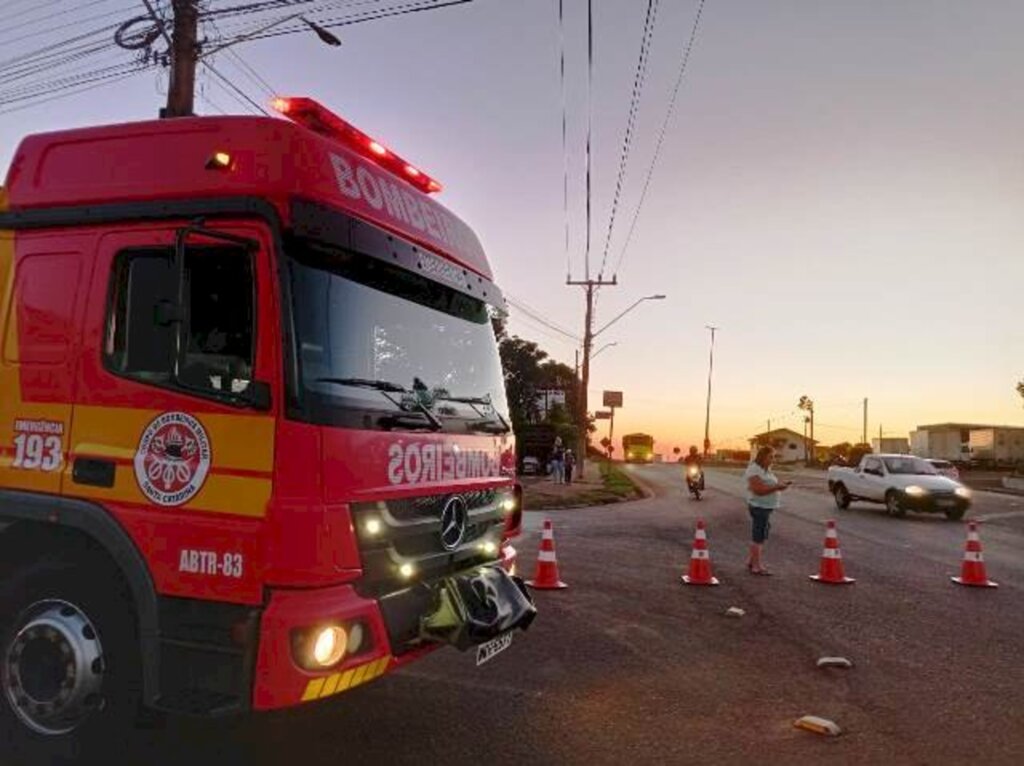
left=686, top=463, right=704, bottom=500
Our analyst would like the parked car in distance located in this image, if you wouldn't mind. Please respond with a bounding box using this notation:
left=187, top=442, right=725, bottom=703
left=520, top=456, right=541, bottom=475
left=927, top=459, right=960, bottom=480
left=827, top=454, right=971, bottom=520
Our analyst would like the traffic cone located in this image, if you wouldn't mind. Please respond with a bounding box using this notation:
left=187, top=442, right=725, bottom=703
left=951, top=521, right=998, bottom=588
left=526, top=519, right=568, bottom=590
left=681, top=519, right=720, bottom=586
left=809, top=519, right=855, bottom=584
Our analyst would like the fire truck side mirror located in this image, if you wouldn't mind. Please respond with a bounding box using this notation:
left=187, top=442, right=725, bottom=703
left=249, top=381, right=272, bottom=411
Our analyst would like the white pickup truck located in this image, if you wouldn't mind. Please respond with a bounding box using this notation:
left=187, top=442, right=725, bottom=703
left=827, top=454, right=971, bottom=520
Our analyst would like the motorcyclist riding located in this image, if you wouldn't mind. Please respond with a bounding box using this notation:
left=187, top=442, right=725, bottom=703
left=684, top=446, right=705, bottom=499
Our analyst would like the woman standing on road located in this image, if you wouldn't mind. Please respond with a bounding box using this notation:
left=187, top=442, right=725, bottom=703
left=744, top=446, right=792, bottom=575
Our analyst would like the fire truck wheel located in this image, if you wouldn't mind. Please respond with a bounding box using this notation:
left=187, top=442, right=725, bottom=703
left=0, top=556, right=142, bottom=760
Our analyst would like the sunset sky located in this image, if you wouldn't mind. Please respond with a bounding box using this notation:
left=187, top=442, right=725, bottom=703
left=2, top=1, right=1022, bottom=453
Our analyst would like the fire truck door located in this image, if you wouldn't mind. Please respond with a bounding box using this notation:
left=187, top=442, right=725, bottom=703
left=0, top=232, right=89, bottom=496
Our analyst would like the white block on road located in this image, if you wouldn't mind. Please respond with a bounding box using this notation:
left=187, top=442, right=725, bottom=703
left=794, top=715, right=842, bottom=736
left=816, top=656, right=853, bottom=669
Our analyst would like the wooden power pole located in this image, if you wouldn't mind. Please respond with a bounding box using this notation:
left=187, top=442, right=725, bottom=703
left=567, top=276, right=617, bottom=476
left=164, top=0, right=199, bottom=117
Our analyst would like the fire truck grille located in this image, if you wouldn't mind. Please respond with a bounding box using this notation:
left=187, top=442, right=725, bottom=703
left=350, top=489, right=508, bottom=595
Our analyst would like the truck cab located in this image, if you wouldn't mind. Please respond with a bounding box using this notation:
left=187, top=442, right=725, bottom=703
left=0, top=99, right=534, bottom=758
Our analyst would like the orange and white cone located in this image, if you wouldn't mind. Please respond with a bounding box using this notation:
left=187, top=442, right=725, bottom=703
left=809, top=519, right=855, bottom=584
left=952, top=521, right=998, bottom=588
left=526, top=519, right=568, bottom=590
left=681, top=519, right=720, bottom=586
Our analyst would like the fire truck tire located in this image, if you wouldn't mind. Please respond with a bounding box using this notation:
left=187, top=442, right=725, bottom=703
left=0, top=556, right=142, bottom=761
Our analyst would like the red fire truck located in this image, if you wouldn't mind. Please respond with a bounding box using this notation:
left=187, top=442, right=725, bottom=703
left=0, top=98, right=533, bottom=757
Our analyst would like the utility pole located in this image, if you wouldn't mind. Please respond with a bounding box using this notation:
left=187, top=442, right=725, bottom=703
left=567, top=276, right=617, bottom=477
left=608, top=405, right=616, bottom=459
left=164, top=0, right=199, bottom=118
left=703, top=325, right=718, bottom=459
left=863, top=398, right=868, bottom=445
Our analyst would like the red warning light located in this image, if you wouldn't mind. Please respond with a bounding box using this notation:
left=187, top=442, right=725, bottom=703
left=271, top=96, right=442, bottom=194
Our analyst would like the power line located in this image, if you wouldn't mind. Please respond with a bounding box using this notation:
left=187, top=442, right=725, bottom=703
left=0, top=68, right=142, bottom=115
left=597, top=0, right=658, bottom=279
left=0, top=0, right=116, bottom=42
left=613, top=0, right=706, bottom=279
left=207, top=15, right=279, bottom=99
left=222, top=0, right=474, bottom=43
left=505, top=295, right=581, bottom=342
left=201, top=59, right=270, bottom=115
left=224, top=48, right=277, bottom=97
left=0, top=3, right=131, bottom=49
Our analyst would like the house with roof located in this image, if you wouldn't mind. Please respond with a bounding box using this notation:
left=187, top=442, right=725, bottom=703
left=748, top=428, right=818, bottom=463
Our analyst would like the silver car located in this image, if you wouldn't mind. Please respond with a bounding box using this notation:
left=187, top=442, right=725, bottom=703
left=927, top=459, right=960, bottom=480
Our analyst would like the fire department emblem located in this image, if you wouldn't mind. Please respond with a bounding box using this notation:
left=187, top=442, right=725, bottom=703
left=133, top=412, right=212, bottom=507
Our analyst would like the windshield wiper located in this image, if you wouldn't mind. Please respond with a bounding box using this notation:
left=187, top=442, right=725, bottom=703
left=316, top=377, right=443, bottom=431
left=434, top=393, right=511, bottom=434
left=316, top=377, right=408, bottom=393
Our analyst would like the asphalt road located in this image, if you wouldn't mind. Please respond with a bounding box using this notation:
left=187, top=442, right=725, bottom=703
left=111, top=466, right=1024, bottom=766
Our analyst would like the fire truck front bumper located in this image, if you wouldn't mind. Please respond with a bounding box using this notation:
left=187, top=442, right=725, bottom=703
left=252, top=545, right=533, bottom=711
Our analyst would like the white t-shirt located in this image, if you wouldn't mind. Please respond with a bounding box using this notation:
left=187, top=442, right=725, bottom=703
left=744, top=462, right=781, bottom=509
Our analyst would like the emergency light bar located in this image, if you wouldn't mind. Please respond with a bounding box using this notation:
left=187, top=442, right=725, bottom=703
left=271, top=96, right=443, bottom=194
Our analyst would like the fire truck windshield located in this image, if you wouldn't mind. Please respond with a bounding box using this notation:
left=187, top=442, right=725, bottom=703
left=288, top=240, right=510, bottom=432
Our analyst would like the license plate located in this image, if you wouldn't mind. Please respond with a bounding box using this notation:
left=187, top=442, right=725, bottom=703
left=937, top=499, right=956, bottom=508
left=476, top=632, right=513, bottom=666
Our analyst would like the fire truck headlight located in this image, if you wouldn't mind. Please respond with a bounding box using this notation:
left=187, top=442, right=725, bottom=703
left=399, top=563, right=416, bottom=579
left=501, top=496, right=516, bottom=513
left=364, top=518, right=382, bottom=535
left=312, top=626, right=347, bottom=668
left=479, top=540, right=498, bottom=556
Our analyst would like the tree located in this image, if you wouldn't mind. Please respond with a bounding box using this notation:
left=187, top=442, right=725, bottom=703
left=830, top=442, right=853, bottom=461
left=798, top=395, right=815, bottom=466
left=848, top=442, right=873, bottom=466
left=1018, top=379, right=1024, bottom=406
left=543, top=402, right=578, bottom=449
left=498, top=337, right=548, bottom=430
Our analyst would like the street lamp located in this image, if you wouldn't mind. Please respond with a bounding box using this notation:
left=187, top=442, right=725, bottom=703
left=591, top=341, right=618, bottom=360
left=594, top=294, right=666, bottom=338
left=703, top=325, right=718, bottom=458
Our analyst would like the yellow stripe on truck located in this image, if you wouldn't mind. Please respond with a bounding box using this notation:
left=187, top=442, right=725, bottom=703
left=72, top=406, right=275, bottom=473
left=65, top=405, right=274, bottom=518
left=300, top=657, right=392, bottom=703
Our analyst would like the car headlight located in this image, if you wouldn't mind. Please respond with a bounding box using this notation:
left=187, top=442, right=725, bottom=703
left=955, top=487, right=971, bottom=499
left=904, top=485, right=927, bottom=497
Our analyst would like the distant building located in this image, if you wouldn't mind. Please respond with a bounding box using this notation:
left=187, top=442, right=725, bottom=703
left=968, top=427, right=1024, bottom=465
left=910, top=423, right=1024, bottom=464
left=748, top=428, right=817, bottom=463
left=910, top=424, right=982, bottom=462
left=872, top=437, right=910, bottom=454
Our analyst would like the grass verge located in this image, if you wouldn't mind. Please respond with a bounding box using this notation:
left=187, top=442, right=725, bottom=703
left=522, top=459, right=644, bottom=511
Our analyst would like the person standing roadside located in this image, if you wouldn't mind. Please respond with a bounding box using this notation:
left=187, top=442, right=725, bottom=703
left=550, top=437, right=565, bottom=484
left=744, top=446, right=792, bottom=575
left=563, top=448, right=575, bottom=484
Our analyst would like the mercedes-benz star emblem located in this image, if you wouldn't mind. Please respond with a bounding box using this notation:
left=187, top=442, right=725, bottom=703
left=440, top=496, right=468, bottom=551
